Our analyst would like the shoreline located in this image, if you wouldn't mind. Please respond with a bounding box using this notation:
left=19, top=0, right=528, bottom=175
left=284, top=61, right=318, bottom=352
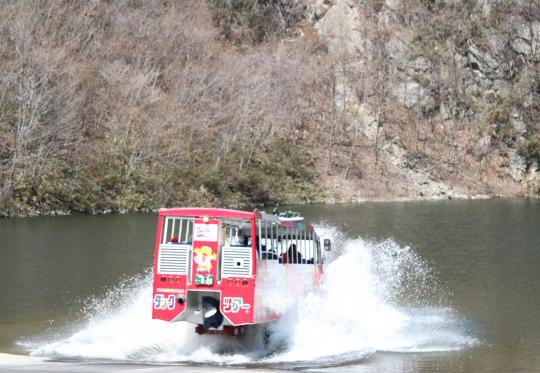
left=0, top=194, right=536, bottom=219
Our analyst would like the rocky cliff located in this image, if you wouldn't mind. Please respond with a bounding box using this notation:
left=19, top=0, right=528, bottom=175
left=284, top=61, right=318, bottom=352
left=305, top=0, right=539, bottom=201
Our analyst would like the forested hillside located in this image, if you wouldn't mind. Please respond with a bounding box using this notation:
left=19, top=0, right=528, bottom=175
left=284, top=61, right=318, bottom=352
left=0, top=0, right=538, bottom=216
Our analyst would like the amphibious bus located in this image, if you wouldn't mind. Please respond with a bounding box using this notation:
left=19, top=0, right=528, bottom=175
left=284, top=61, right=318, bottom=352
left=151, top=208, right=328, bottom=335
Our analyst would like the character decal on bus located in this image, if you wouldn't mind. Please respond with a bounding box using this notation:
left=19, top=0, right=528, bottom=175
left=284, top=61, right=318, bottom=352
left=193, top=246, right=217, bottom=271
left=193, top=245, right=217, bottom=285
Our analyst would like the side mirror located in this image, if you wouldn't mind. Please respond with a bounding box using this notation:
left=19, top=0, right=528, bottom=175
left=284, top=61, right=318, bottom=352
left=323, top=238, right=332, bottom=251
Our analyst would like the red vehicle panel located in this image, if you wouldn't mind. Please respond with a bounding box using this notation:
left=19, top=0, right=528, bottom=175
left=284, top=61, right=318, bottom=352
left=151, top=208, right=325, bottom=334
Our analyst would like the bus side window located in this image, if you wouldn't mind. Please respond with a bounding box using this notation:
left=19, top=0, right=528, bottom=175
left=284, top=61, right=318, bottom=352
left=255, top=219, right=280, bottom=260
left=221, top=220, right=251, bottom=247
left=162, top=217, right=193, bottom=245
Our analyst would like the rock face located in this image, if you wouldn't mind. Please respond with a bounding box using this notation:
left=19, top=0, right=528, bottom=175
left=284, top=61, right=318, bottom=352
left=526, top=160, right=540, bottom=197
left=305, top=0, right=540, bottom=201
left=315, top=0, right=364, bottom=57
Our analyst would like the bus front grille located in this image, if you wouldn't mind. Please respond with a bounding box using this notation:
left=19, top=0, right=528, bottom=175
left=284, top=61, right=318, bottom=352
left=157, top=244, right=191, bottom=275
left=221, top=246, right=252, bottom=278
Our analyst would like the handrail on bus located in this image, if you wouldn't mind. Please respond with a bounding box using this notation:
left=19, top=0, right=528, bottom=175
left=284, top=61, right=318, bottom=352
left=255, top=217, right=321, bottom=264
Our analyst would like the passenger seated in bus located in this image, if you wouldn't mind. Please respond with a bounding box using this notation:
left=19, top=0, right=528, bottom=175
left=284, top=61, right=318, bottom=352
left=281, top=244, right=302, bottom=264
left=168, top=236, right=179, bottom=244
left=262, top=249, right=278, bottom=260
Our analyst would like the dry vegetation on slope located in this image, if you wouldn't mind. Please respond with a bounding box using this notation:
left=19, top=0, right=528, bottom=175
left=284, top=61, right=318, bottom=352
left=0, top=0, right=538, bottom=216
left=0, top=0, right=330, bottom=215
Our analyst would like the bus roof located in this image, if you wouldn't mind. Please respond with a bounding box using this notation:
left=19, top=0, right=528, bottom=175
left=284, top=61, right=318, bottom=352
left=159, top=208, right=314, bottom=231
left=159, top=208, right=255, bottom=219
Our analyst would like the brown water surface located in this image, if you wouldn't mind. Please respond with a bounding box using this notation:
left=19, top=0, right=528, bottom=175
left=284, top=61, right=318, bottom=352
left=0, top=199, right=539, bottom=372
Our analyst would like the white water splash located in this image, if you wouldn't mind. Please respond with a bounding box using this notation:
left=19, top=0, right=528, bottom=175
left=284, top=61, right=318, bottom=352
left=24, top=226, right=478, bottom=367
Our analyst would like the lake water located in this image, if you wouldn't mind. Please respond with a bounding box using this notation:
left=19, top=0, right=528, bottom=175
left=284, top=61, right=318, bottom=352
left=0, top=199, right=539, bottom=372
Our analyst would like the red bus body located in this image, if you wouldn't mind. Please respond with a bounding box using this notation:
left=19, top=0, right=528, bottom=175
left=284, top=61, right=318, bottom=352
left=152, top=208, right=323, bottom=333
